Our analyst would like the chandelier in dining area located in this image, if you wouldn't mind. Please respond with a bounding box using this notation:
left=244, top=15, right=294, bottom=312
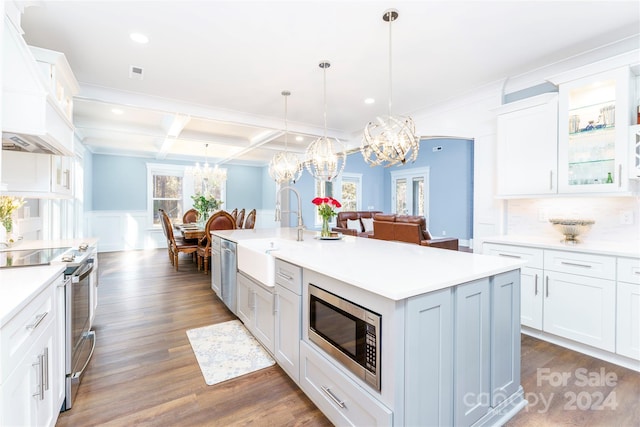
left=304, top=61, right=346, bottom=182
left=361, top=9, right=419, bottom=167
left=191, top=143, right=227, bottom=195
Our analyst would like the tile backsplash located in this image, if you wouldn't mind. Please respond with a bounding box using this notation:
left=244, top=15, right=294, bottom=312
left=506, top=196, right=640, bottom=243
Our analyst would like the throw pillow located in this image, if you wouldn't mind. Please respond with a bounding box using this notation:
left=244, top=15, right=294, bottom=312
left=361, top=217, right=374, bottom=232
left=346, top=219, right=362, bottom=232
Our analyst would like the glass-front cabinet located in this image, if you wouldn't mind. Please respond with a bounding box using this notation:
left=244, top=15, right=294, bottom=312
left=558, top=67, right=635, bottom=193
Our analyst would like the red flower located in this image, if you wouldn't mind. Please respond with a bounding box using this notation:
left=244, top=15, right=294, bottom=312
left=312, top=197, right=323, bottom=206
left=311, top=197, right=342, bottom=220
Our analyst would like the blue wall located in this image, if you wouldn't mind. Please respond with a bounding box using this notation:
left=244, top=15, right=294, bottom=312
left=90, top=138, right=473, bottom=241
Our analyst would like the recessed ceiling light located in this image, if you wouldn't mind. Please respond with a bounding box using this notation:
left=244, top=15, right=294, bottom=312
left=364, top=98, right=375, bottom=105
left=295, top=136, right=304, bottom=142
left=111, top=108, right=124, bottom=115
left=130, top=32, right=149, bottom=44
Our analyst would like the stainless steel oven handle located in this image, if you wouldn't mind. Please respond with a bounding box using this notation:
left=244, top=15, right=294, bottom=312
left=321, top=386, right=346, bottom=408
left=76, top=261, right=95, bottom=282
left=71, top=331, right=96, bottom=380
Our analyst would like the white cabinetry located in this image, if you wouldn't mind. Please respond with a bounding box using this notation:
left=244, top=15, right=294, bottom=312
left=236, top=272, right=274, bottom=353
left=273, top=260, right=302, bottom=383
left=616, top=257, right=640, bottom=360
left=557, top=67, right=635, bottom=193
left=1, top=274, right=62, bottom=427
left=211, top=236, right=222, bottom=297
left=495, top=93, right=559, bottom=196
left=1, top=150, right=73, bottom=198
left=483, top=242, right=621, bottom=356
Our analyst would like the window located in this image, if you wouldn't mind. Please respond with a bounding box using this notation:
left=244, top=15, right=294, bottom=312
left=147, top=164, right=185, bottom=225
left=313, top=180, right=334, bottom=225
left=391, top=167, right=429, bottom=216
left=339, top=173, right=362, bottom=212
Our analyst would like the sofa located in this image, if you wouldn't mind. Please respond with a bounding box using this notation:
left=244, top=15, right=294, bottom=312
left=371, top=213, right=459, bottom=250
left=332, top=211, right=382, bottom=237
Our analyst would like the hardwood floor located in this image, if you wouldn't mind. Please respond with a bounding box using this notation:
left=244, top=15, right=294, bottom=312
left=56, top=249, right=639, bottom=426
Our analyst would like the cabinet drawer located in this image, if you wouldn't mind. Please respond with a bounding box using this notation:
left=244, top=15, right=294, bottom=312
left=0, top=284, right=55, bottom=383
left=544, top=250, right=615, bottom=280
left=299, top=341, right=392, bottom=426
left=274, top=259, right=302, bottom=295
left=483, top=243, right=543, bottom=269
left=618, top=257, right=640, bottom=284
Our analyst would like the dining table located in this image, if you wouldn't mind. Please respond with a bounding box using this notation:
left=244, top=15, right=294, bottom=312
left=176, top=223, right=205, bottom=240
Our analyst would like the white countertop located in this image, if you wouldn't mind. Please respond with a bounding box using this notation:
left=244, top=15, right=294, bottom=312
left=481, top=235, right=640, bottom=258
left=0, top=264, right=65, bottom=327
left=215, top=228, right=526, bottom=301
left=0, top=237, right=99, bottom=252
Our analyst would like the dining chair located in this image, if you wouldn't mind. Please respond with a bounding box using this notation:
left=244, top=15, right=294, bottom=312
left=235, top=208, right=245, bottom=229
left=197, top=210, right=236, bottom=273
left=158, top=209, right=173, bottom=265
left=230, top=208, right=238, bottom=222
left=182, top=208, right=198, bottom=224
left=243, top=209, right=256, bottom=229
left=161, top=209, right=198, bottom=271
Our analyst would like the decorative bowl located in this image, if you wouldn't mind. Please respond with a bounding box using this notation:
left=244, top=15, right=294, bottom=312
left=548, top=218, right=595, bottom=244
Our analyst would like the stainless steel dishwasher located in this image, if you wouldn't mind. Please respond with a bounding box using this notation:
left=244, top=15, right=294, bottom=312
left=220, top=239, right=237, bottom=314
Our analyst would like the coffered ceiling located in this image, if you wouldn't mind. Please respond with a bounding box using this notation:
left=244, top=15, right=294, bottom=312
left=18, top=1, right=640, bottom=166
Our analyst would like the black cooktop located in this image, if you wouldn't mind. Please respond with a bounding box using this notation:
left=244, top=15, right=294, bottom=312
left=0, top=247, right=71, bottom=268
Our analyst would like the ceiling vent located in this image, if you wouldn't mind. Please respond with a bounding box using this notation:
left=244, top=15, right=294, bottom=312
left=129, top=65, right=144, bottom=80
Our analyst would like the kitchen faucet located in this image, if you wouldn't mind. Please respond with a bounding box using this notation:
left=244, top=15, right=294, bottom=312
left=275, top=186, right=304, bottom=241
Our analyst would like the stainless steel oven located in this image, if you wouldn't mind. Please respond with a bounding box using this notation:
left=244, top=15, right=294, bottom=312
left=61, top=257, right=96, bottom=410
left=308, top=284, right=381, bottom=391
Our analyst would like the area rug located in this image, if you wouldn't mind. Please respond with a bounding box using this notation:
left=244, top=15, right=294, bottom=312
left=186, top=320, right=275, bottom=385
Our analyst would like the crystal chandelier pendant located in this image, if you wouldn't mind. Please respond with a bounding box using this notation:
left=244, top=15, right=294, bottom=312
left=361, top=9, right=420, bottom=167
left=305, top=61, right=346, bottom=182
left=192, top=143, right=226, bottom=195
left=268, top=90, right=302, bottom=184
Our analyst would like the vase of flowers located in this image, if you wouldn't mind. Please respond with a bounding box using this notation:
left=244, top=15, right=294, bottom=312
left=312, top=197, right=341, bottom=237
left=191, top=193, right=223, bottom=226
left=0, top=196, right=25, bottom=243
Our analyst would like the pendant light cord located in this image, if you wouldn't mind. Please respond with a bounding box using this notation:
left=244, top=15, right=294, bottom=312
left=323, top=65, right=328, bottom=138
left=387, top=10, right=393, bottom=117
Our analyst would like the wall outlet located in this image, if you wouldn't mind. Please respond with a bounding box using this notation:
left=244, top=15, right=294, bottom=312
left=442, top=230, right=446, bottom=236
left=619, top=210, right=633, bottom=225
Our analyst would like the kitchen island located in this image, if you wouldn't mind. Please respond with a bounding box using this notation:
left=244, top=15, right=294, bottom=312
left=212, top=228, right=527, bottom=426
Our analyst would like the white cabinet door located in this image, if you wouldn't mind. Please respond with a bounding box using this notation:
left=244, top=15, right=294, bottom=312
left=616, top=280, right=640, bottom=360
left=557, top=67, right=634, bottom=194
left=496, top=93, right=559, bottom=196
left=1, top=151, right=51, bottom=193
left=51, top=155, right=73, bottom=196
left=274, top=284, right=300, bottom=383
left=544, top=271, right=615, bottom=351
left=521, top=266, right=543, bottom=329
left=211, top=237, right=222, bottom=297
left=236, top=273, right=252, bottom=326
left=252, top=283, right=274, bottom=354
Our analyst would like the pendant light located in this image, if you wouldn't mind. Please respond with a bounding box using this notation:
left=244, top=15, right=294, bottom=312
left=268, top=91, right=302, bottom=184
left=361, top=9, right=419, bottom=167
left=192, top=143, right=226, bottom=195
left=305, top=61, right=346, bottom=182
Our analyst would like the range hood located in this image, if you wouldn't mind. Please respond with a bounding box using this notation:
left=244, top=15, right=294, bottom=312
left=2, top=17, right=77, bottom=157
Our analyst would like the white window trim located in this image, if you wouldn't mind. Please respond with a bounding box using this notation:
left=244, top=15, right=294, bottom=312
left=146, top=163, right=186, bottom=227
left=337, top=172, right=362, bottom=211
left=390, top=166, right=430, bottom=218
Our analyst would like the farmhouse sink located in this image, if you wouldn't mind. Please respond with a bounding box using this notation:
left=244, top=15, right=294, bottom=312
left=237, top=238, right=299, bottom=286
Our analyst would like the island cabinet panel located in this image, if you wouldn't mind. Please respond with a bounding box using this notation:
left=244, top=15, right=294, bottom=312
left=299, top=341, right=393, bottom=426
left=490, top=271, right=521, bottom=406
left=274, top=259, right=302, bottom=383
left=236, top=272, right=275, bottom=354
left=616, top=257, right=640, bottom=360
left=211, top=236, right=222, bottom=297
left=404, top=288, right=453, bottom=427
left=454, top=278, right=491, bottom=426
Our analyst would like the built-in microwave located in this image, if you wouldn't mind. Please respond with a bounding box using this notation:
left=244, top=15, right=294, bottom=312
left=308, top=284, right=381, bottom=391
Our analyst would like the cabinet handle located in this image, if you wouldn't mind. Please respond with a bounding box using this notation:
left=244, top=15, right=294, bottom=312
left=618, top=164, right=622, bottom=188
left=32, top=353, right=45, bottom=400
left=26, top=312, right=48, bottom=330
left=321, top=386, right=346, bottom=408
left=545, top=276, right=549, bottom=298
left=498, top=253, right=521, bottom=259
left=277, top=271, right=293, bottom=281
left=64, top=169, right=71, bottom=189
left=43, top=347, right=49, bottom=391
left=534, top=274, right=538, bottom=296
left=560, top=261, right=592, bottom=269
left=549, top=170, right=553, bottom=190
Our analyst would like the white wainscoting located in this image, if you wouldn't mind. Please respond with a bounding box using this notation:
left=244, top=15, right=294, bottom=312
left=86, top=209, right=280, bottom=252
